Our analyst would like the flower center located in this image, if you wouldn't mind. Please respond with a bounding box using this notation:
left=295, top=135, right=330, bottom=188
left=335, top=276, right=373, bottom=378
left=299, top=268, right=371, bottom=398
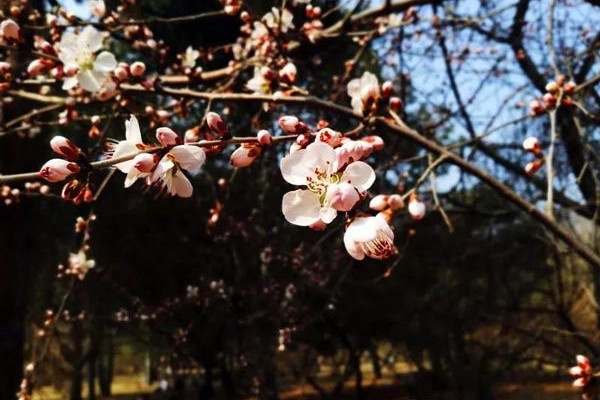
left=76, top=51, right=95, bottom=70
left=359, top=233, right=397, bottom=260
left=306, top=166, right=340, bottom=200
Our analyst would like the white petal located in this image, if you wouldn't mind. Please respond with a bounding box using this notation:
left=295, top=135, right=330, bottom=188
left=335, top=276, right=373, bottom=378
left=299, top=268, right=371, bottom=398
left=62, top=76, right=78, bottom=90
left=304, top=141, right=337, bottom=174
left=112, top=141, right=138, bottom=173
left=375, top=213, right=394, bottom=240
left=80, top=25, right=105, bottom=52
left=347, top=78, right=361, bottom=98
left=341, top=161, right=375, bottom=191
left=77, top=69, right=103, bottom=92
left=280, top=148, right=312, bottom=186
left=319, top=206, right=337, bottom=224
left=281, top=189, right=322, bottom=226
left=170, top=171, right=193, bottom=197
left=125, top=115, right=142, bottom=143
left=124, top=168, right=141, bottom=188
left=151, top=157, right=174, bottom=182
left=93, top=51, right=117, bottom=72
left=344, top=232, right=365, bottom=260
left=170, top=145, right=206, bottom=171
left=345, top=216, right=378, bottom=243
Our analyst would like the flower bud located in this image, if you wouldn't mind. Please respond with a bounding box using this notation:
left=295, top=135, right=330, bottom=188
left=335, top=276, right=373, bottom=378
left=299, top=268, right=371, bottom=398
left=543, top=93, right=556, bottom=108
left=389, top=96, right=402, bottom=112
left=257, top=130, right=272, bottom=146
left=369, top=194, right=389, bottom=211
left=156, top=127, right=180, bottom=146
left=27, top=60, right=47, bottom=76
left=206, top=112, right=228, bottom=137
left=185, top=126, right=200, bottom=143
left=130, top=61, right=146, bottom=77
left=563, top=81, right=576, bottom=95
left=114, top=66, right=129, bottom=81
left=326, top=182, right=360, bottom=212
left=522, top=136, right=542, bottom=156
left=50, top=136, right=80, bottom=160
left=382, top=81, right=393, bottom=98
left=230, top=144, right=261, bottom=168
left=360, top=135, right=384, bottom=151
left=0, top=62, right=11, bottom=73
left=525, top=159, right=543, bottom=175
left=388, top=194, right=404, bottom=210
left=39, top=159, right=79, bottom=182
left=545, top=81, right=559, bottom=94
left=279, top=116, right=299, bottom=133
left=0, top=19, right=20, bottom=41
left=133, top=153, right=156, bottom=173
left=408, top=194, right=426, bottom=220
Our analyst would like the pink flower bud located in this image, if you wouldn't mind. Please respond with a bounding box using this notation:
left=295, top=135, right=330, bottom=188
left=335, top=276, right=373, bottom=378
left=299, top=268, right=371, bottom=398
left=230, top=144, right=261, bottom=168
left=326, top=182, right=360, bottom=212
left=257, top=130, right=272, bottom=146
left=27, top=60, right=47, bottom=76
left=388, top=194, right=404, bottom=210
left=130, top=61, right=146, bottom=77
left=369, top=194, right=389, bottom=211
left=525, top=159, right=543, bottom=175
left=382, top=81, right=393, bottom=98
left=133, top=153, right=156, bottom=173
left=185, top=127, right=200, bottom=143
left=522, top=136, right=542, bottom=156
left=0, top=62, right=11, bottom=73
left=389, top=96, right=402, bottom=112
left=156, top=127, right=180, bottom=146
left=63, top=64, right=79, bottom=77
left=39, top=159, right=79, bottom=182
left=50, top=136, right=80, bottom=160
left=206, top=112, right=228, bottom=137
left=0, top=19, right=20, bottom=41
left=408, top=194, right=426, bottom=220
left=279, top=116, right=299, bottom=133
left=360, top=135, right=384, bottom=151
left=114, top=66, right=129, bottom=81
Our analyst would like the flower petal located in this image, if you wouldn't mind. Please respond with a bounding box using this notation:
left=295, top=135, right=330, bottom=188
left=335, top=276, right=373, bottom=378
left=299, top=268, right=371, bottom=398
left=282, top=189, right=321, bottom=226
left=345, top=216, right=379, bottom=243
left=344, top=232, right=366, bottom=260
left=169, top=171, right=193, bottom=197
left=77, top=69, right=103, bottom=92
left=280, top=148, right=312, bottom=185
left=125, top=115, right=142, bottom=143
left=62, top=76, right=78, bottom=90
left=112, top=141, right=138, bottom=173
left=170, top=145, right=206, bottom=171
left=341, top=161, right=375, bottom=191
left=93, top=51, right=117, bottom=72
left=304, top=141, right=337, bottom=175
left=124, top=168, right=141, bottom=188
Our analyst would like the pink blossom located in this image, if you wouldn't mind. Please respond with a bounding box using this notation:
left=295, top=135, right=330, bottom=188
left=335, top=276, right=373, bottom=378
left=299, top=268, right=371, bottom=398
left=279, top=116, right=300, bottom=133
left=570, top=355, right=592, bottom=388
left=344, top=214, right=397, bottom=260
left=315, top=128, right=343, bottom=147
left=280, top=142, right=375, bottom=226
left=279, top=62, right=297, bottom=84
left=150, top=145, right=206, bottom=197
